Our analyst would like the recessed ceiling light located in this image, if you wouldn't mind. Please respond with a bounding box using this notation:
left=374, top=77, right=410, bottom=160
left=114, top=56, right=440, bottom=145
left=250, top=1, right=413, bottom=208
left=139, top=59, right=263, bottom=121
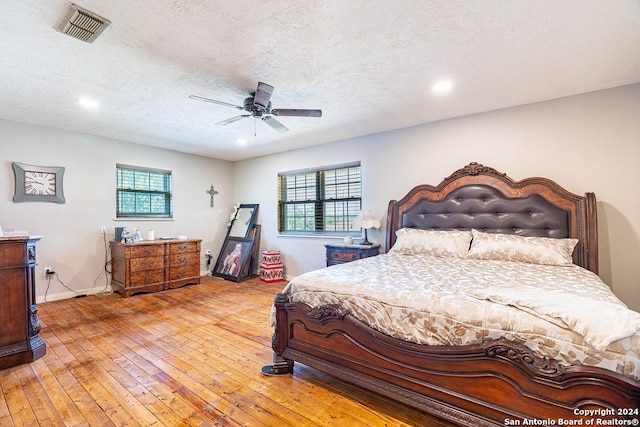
left=432, top=80, right=453, bottom=94
left=236, top=138, right=248, bottom=145
left=78, top=97, right=100, bottom=110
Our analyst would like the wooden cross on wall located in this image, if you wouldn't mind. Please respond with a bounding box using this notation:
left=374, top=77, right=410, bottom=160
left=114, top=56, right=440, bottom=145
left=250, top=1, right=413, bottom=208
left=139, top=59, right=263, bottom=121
left=206, top=185, right=219, bottom=207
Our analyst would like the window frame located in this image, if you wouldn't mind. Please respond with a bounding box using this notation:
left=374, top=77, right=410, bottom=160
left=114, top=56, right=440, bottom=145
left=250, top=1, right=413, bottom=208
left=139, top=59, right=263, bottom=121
left=116, top=164, right=173, bottom=219
left=278, top=162, right=362, bottom=236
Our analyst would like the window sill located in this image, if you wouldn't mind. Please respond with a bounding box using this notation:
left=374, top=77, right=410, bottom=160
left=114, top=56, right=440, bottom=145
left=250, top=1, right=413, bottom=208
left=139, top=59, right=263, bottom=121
left=278, top=233, right=360, bottom=240
left=113, top=218, right=174, bottom=222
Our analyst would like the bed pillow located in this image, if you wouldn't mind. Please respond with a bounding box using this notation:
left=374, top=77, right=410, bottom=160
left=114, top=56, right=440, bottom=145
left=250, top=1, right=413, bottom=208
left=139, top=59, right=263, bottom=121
left=467, top=229, right=578, bottom=266
left=389, top=228, right=472, bottom=258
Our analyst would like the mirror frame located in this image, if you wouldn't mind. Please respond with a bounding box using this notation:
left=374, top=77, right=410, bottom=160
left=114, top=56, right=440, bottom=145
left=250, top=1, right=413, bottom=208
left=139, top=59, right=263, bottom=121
left=228, top=204, right=259, bottom=238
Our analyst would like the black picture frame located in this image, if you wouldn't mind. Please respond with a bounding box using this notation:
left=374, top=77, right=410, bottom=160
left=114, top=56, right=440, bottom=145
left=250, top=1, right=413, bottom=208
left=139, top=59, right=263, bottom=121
left=213, top=237, right=255, bottom=282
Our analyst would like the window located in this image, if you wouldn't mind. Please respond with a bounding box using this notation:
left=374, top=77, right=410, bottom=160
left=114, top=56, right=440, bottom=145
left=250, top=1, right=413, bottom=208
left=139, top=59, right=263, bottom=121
left=278, top=162, right=361, bottom=234
left=116, top=164, right=172, bottom=218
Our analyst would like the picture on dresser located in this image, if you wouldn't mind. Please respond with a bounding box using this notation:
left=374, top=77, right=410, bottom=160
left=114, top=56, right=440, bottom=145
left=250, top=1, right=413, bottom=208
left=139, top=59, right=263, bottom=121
left=213, top=237, right=255, bottom=282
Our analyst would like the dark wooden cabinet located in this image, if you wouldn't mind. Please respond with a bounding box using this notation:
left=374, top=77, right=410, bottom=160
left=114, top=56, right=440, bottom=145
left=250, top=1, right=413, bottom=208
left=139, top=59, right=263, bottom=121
left=0, top=236, right=46, bottom=370
left=325, top=243, right=380, bottom=266
left=110, top=239, right=201, bottom=297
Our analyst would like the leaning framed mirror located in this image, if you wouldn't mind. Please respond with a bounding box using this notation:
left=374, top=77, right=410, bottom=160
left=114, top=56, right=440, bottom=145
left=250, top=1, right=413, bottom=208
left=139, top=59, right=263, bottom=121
left=228, top=204, right=259, bottom=238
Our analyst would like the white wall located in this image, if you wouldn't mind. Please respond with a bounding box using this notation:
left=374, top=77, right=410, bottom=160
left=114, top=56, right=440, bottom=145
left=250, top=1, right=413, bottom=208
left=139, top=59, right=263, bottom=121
left=2, top=84, right=638, bottom=310
left=234, top=84, right=640, bottom=311
left=1, top=119, right=234, bottom=302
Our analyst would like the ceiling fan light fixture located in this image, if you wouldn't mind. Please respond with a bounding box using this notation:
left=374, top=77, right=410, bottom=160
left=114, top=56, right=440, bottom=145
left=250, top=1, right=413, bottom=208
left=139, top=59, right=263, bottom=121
left=56, top=3, right=111, bottom=43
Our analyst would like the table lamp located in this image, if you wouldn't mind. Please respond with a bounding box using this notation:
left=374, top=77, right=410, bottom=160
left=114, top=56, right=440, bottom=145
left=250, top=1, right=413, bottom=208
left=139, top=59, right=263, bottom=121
left=352, top=210, right=380, bottom=245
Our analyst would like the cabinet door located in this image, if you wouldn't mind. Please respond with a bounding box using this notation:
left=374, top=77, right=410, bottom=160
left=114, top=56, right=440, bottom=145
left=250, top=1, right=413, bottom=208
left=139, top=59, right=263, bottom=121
left=0, top=242, right=24, bottom=267
left=0, top=269, right=26, bottom=347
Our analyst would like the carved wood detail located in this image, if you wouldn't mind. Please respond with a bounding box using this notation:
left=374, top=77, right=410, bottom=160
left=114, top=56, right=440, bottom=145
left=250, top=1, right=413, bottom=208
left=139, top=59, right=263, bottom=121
left=444, top=161, right=507, bottom=180
left=29, top=304, right=41, bottom=336
left=308, top=304, right=348, bottom=321
left=483, top=338, right=564, bottom=377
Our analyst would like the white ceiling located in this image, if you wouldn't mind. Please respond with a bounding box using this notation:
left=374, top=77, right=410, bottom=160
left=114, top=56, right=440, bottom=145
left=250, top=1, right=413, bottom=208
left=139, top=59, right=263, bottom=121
left=1, top=1, right=639, bottom=161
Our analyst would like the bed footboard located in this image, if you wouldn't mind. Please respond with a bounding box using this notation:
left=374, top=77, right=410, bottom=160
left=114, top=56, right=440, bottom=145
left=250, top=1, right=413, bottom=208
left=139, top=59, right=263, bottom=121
left=263, top=293, right=640, bottom=426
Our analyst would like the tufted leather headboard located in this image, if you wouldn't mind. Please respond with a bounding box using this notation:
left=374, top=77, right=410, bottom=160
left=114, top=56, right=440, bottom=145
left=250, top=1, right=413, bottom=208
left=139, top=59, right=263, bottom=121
left=386, top=163, right=598, bottom=274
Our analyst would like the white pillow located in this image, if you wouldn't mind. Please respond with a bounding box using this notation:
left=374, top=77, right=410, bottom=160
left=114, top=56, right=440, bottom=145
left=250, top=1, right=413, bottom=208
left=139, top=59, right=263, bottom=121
left=389, top=228, right=472, bottom=258
left=467, top=229, right=578, bottom=266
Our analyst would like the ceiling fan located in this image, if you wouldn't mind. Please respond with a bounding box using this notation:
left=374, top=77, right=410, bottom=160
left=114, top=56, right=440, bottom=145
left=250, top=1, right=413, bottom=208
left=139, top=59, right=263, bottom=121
left=189, top=82, right=322, bottom=134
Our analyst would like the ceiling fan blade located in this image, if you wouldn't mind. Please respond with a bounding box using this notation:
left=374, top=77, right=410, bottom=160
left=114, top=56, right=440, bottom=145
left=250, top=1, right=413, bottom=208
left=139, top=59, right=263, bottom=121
left=216, top=115, right=251, bottom=126
left=189, top=95, right=243, bottom=110
left=271, top=108, right=322, bottom=117
left=253, top=82, right=274, bottom=109
left=262, top=116, right=289, bottom=133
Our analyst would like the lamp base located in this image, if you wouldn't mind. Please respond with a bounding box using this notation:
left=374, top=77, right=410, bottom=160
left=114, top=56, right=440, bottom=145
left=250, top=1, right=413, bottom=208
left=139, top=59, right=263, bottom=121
left=359, top=229, right=373, bottom=245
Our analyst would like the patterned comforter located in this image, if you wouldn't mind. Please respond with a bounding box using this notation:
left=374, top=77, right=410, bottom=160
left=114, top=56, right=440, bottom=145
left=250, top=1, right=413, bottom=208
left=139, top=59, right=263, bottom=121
left=276, top=253, right=640, bottom=381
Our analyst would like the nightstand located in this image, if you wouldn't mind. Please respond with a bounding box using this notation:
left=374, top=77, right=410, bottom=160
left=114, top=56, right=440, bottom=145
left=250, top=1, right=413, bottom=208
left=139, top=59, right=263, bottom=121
left=325, top=243, right=380, bottom=266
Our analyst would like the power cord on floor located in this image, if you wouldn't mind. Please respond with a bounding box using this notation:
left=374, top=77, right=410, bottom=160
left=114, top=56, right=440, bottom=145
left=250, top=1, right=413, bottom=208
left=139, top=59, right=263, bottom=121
left=43, top=271, right=86, bottom=302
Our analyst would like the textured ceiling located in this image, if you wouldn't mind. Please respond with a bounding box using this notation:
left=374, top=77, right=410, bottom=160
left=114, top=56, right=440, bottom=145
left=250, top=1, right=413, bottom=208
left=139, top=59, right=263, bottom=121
left=1, top=1, right=639, bottom=161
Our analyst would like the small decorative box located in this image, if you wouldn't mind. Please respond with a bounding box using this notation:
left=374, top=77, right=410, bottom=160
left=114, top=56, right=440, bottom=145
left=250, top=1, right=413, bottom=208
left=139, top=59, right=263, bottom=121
left=261, top=250, right=281, bottom=265
left=260, top=262, right=284, bottom=283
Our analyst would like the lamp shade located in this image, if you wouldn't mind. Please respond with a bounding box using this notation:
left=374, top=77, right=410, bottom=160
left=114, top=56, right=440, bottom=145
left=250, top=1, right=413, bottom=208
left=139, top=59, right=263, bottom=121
left=352, top=210, right=380, bottom=230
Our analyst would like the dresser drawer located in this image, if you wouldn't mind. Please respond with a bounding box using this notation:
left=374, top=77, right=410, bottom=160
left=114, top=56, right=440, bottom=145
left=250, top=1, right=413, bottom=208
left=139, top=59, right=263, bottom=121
left=169, top=252, right=198, bottom=267
left=169, top=242, right=198, bottom=254
left=130, top=256, right=164, bottom=272
left=169, top=264, right=199, bottom=280
left=130, top=244, right=165, bottom=258
left=130, top=269, right=165, bottom=286
left=325, top=244, right=380, bottom=267
left=328, top=250, right=360, bottom=262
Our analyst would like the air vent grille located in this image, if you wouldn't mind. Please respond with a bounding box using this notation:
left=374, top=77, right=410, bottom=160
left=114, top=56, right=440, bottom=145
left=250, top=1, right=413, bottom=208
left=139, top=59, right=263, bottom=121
left=57, top=4, right=111, bottom=43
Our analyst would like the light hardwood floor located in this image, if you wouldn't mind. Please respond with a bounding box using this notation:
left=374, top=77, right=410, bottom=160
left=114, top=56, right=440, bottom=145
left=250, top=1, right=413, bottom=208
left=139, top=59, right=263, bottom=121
left=0, top=276, right=455, bottom=426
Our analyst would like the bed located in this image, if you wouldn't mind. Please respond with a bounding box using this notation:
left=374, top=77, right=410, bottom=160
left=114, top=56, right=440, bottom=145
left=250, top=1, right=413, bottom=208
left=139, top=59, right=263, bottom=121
left=263, top=162, right=640, bottom=425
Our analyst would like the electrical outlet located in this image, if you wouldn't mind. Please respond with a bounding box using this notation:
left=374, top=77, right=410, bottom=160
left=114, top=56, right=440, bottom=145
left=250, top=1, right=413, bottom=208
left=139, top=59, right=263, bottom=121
left=100, top=225, right=107, bottom=233
left=45, top=267, right=54, bottom=276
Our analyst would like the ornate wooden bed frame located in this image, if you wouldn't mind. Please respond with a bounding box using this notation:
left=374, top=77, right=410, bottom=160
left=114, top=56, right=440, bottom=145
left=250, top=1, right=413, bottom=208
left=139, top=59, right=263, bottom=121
left=263, top=163, right=640, bottom=425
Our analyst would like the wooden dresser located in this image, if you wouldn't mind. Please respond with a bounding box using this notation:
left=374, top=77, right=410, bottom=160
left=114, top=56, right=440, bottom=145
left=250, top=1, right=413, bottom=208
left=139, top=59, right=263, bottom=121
left=110, top=239, right=201, bottom=297
left=0, top=236, right=46, bottom=370
left=325, top=243, right=380, bottom=266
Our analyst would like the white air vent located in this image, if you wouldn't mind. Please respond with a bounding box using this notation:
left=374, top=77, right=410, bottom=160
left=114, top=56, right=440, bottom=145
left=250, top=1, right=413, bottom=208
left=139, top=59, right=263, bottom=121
left=56, top=4, right=111, bottom=43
